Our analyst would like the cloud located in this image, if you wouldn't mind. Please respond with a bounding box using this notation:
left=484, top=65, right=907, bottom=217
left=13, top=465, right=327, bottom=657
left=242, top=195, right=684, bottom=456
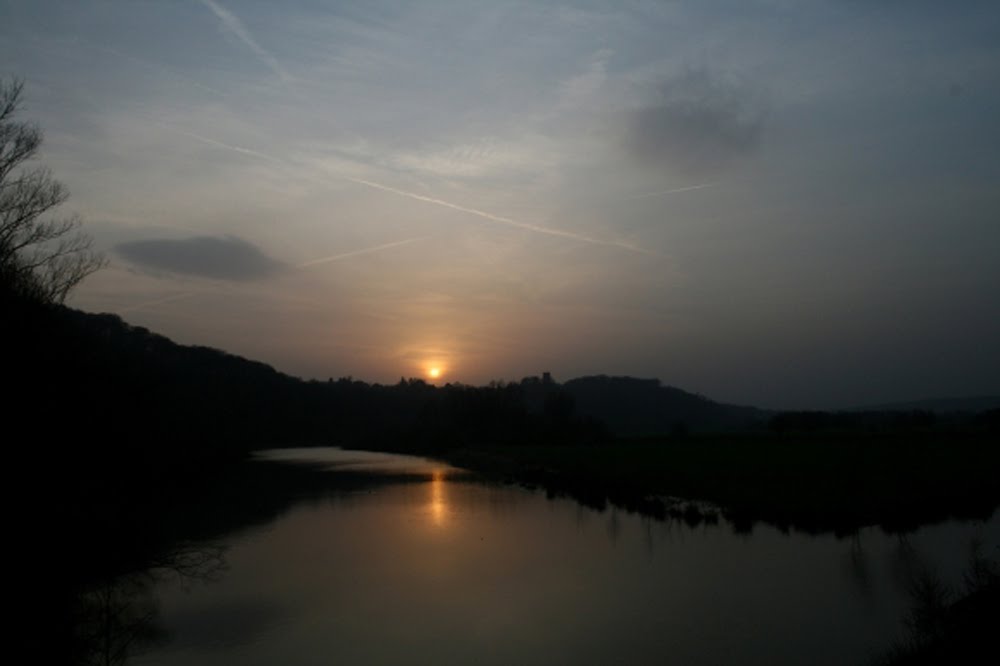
left=556, top=49, right=613, bottom=109
left=626, top=69, right=764, bottom=175
left=118, top=290, right=200, bottom=314
left=116, top=236, right=284, bottom=280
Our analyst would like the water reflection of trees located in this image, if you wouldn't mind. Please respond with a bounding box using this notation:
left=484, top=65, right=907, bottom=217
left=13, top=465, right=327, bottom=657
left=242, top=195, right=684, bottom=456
left=844, top=532, right=873, bottom=600
left=75, top=575, right=161, bottom=666
left=873, top=533, right=999, bottom=665
left=64, top=460, right=462, bottom=665
left=74, top=542, right=226, bottom=665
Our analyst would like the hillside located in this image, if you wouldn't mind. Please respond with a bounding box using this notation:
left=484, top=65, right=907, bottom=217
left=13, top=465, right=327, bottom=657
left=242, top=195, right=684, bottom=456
left=561, top=375, right=768, bottom=435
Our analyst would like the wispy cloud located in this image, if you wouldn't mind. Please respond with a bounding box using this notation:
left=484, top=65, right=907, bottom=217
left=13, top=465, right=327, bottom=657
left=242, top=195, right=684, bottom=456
left=348, top=177, right=651, bottom=255
left=556, top=48, right=613, bottom=110
left=117, top=290, right=201, bottom=314
left=298, top=237, right=428, bottom=267
left=627, top=69, right=764, bottom=176
left=199, top=0, right=290, bottom=81
left=92, top=43, right=226, bottom=96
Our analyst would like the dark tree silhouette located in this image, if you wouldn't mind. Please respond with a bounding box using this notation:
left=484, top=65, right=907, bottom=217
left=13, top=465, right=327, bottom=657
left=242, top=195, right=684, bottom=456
left=0, top=77, right=104, bottom=302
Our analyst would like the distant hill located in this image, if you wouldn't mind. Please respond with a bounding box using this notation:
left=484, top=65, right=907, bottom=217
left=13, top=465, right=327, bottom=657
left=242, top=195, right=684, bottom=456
left=845, top=396, right=1000, bottom=414
left=560, top=375, right=770, bottom=436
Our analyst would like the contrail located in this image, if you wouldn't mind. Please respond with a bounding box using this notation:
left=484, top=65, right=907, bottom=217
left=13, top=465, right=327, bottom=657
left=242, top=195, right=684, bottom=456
left=348, top=177, right=650, bottom=255
left=199, top=0, right=290, bottom=81
left=150, top=120, right=283, bottom=165
left=153, top=122, right=648, bottom=255
left=119, top=290, right=199, bottom=314
left=298, top=237, right=428, bottom=267
left=631, top=183, right=715, bottom=199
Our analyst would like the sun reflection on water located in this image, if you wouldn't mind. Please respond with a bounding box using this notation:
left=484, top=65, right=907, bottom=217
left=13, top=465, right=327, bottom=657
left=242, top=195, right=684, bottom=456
left=429, top=469, right=449, bottom=528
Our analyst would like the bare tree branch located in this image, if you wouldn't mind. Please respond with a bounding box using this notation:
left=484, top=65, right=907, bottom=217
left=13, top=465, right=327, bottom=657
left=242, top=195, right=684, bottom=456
left=0, top=76, right=105, bottom=303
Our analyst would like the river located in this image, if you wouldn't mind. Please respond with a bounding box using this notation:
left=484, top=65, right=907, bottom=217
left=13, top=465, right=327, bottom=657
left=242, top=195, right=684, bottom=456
left=94, top=447, right=998, bottom=665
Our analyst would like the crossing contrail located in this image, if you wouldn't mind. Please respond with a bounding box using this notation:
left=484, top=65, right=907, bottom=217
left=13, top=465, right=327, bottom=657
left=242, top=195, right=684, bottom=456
left=631, top=183, right=715, bottom=199
left=154, top=119, right=648, bottom=255
left=150, top=120, right=284, bottom=164
left=199, top=0, right=290, bottom=81
left=348, top=177, right=650, bottom=255
left=298, top=237, right=428, bottom=267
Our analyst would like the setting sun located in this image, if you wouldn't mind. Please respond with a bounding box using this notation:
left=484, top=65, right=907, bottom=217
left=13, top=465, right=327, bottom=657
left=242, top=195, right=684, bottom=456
left=428, top=367, right=442, bottom=379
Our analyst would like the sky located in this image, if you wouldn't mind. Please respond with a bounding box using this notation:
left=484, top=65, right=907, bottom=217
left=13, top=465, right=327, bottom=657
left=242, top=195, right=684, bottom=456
left=2, top=0, right=999, bottom=409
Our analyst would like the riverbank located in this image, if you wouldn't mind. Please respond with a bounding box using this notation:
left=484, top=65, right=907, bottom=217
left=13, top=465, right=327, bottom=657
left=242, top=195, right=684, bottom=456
left=432, top=432, right=1000, bottom=534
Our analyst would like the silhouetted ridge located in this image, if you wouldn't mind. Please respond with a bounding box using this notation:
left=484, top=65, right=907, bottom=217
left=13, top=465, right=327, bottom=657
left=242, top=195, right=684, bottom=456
left=5, top=294, right=310, bottom=471
left=846, top=396, right=1000, bottom=414
left=561, top=375, right=768, bottom=435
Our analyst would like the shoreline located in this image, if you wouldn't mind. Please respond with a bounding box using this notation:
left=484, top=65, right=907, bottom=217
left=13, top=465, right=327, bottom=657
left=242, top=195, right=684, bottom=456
left=394, top=432, right=1000, bottom=535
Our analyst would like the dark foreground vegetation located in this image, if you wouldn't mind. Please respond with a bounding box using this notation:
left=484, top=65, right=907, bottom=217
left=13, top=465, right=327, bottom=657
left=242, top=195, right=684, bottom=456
left=872, top=541, right=999, bottom=665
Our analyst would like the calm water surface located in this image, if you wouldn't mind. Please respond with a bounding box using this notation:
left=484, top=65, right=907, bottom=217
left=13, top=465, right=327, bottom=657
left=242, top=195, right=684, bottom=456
left=124, top=447, right=997, bottom=665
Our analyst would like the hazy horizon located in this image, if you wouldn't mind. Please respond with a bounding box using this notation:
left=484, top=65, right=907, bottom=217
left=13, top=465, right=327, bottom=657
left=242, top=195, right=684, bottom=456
left=3, top=1, right=999, bottom=410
